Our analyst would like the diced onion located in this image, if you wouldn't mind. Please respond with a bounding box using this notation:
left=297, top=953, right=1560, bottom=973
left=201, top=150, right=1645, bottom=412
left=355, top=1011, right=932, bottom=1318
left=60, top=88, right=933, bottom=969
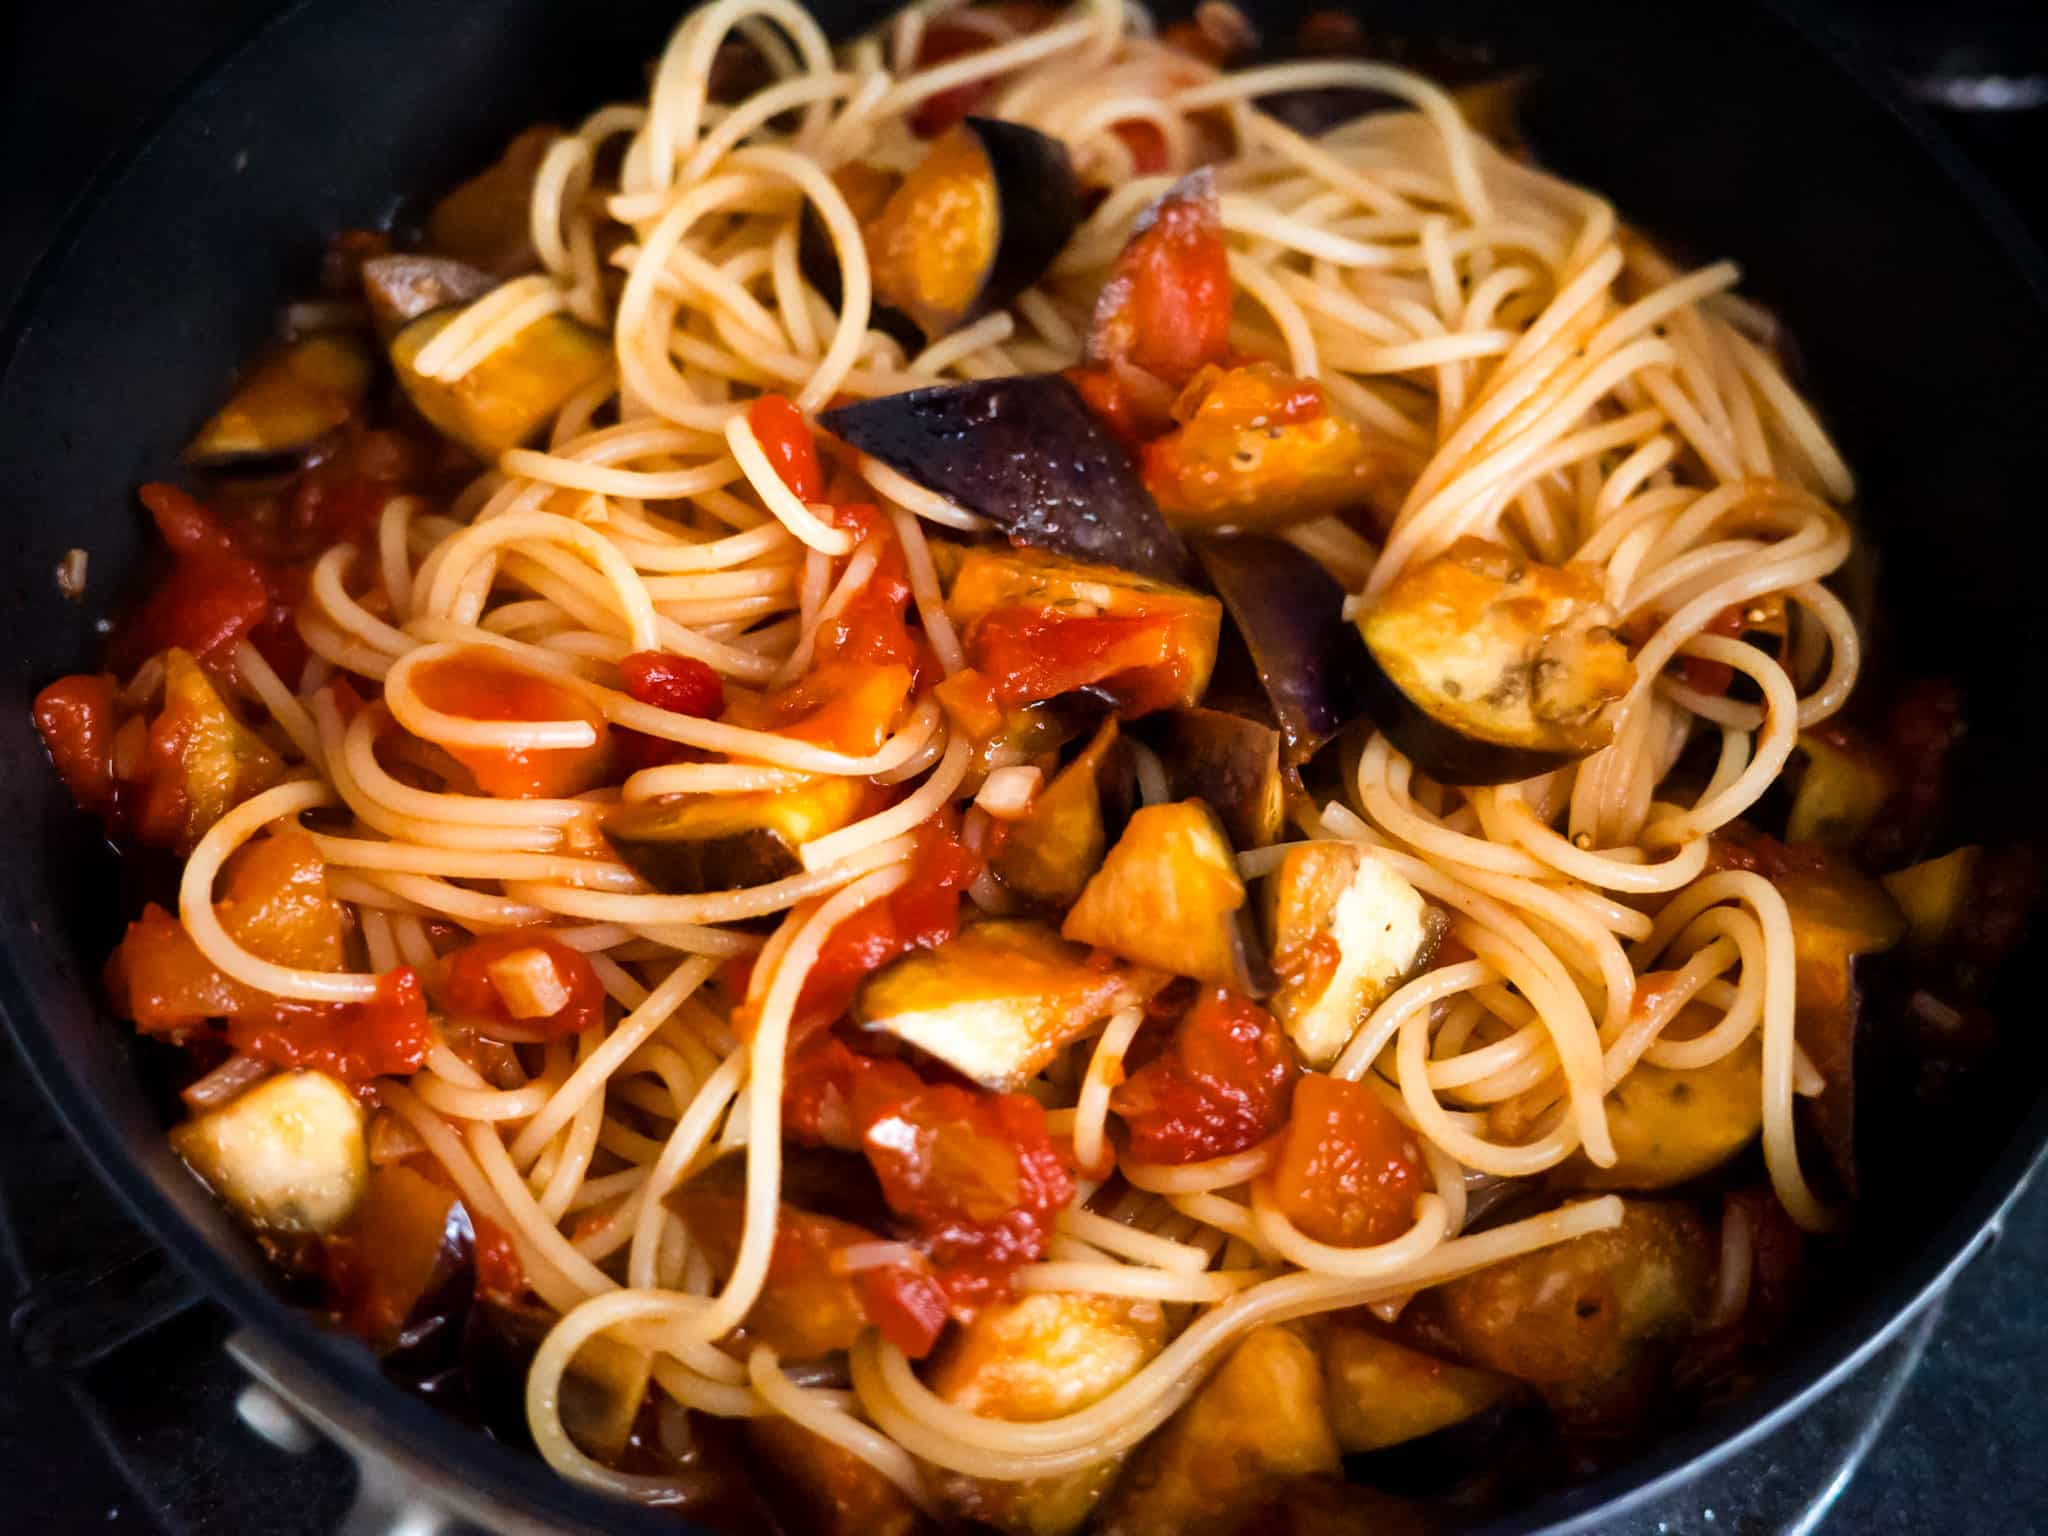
left=974, top=764, right=1043, bottom=821
left=487, top=946, right=572, bottom=1019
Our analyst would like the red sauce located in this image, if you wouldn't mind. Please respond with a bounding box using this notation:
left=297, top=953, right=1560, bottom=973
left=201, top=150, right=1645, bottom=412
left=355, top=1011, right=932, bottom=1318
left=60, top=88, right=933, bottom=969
left=31, top=674, right=120, bottom=817
left=904, top=5, right=1058, bottom=138
left=113, top=484, right=274, bottom=676
left=444, top=930, right=607, bottom=1041
left=410, top=649, right=612, bottom=799
left=730, top=810, right=981, bottom=1044
left=1111, top=987, right=1300, bottom=1164
left=966, top=607, right=1186, bottom=716
left=472, top=1213, right=531, bottom=1300
left=747, top=394, right=825, bottom=501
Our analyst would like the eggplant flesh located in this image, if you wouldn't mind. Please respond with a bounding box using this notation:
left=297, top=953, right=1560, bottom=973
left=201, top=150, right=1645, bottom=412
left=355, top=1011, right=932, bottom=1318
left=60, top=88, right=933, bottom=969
left=1555, top=1034, right=1764, bottom=1193
left=865, top=117, right=1081, bottom=342
left=359, top=254, right=497, bottom=339
left=1194, top=536, right=1372, bottom=765
left=603, top=777, right=873, bottom=894
left=183, top=332, right=375, bottom=465
left=1356, top=538, right=1635, bottom=787
left=821, top=374, right=1193, bottom=582
left=389, top=304, right=611, bottom=460
left=854, top=918, right=1155, bottom=1092
left=1061, top=799, right=1252, bottom=988
left=992, top=718, right=1125, bottom=909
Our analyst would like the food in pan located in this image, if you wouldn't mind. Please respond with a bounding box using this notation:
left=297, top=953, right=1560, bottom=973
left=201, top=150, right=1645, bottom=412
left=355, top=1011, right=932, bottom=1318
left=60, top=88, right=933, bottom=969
left=30, top=0, right=2034, bottom=1528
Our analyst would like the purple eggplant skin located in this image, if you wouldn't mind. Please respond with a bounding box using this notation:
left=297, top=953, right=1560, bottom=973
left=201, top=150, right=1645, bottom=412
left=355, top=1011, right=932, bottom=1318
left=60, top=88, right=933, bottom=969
left=1351, top=638, right=1586, bottom=787
left=954, top=117, right=1082, bottom=330
left=1151, top=706, right=1287, bottom=851
left=798, top=202, right=926, bottom=353
left=821, top=374, right=1194, bottom=582
left=1193, top=536, right=1371, bottom=765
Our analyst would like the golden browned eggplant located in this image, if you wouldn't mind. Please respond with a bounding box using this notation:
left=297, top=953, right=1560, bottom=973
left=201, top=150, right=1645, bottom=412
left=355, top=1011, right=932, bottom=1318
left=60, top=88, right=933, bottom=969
left=1062, top=800, right=1250, bottom=987
left=183, top=332, right=375, bottom=465
left=603, top=777, right=878, bottom=894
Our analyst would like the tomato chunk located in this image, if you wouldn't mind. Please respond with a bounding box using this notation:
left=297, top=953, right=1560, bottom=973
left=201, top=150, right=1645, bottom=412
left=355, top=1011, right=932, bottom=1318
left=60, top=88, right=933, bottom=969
left=410, top=648, right=612, bottom=799
left=33, top=674, right=121, bottom=816
left=227, top=968, right=433, bottom=1086
left=966, top=609, right=1188, bottom=716
left=782, top=1032, right=1073, bottom=1317
left=1262, top=1073, right=1429, bottom=1246
left=1088, top=172, right=1233, bottom=390
left=748, top=394, right=825, bottom=501
left=613, top=650, right=723, bottom=774
left=1112, top=987, right=1300, bottom=1164
left=444, top=929, right=607, bottom=1040
left=112, top=485, right=273, bottom=674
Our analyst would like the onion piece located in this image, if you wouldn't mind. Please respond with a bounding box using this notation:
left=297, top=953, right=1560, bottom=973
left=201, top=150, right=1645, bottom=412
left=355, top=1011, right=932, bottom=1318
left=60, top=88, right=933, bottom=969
left=181, top=1054, right=275, bottom=1113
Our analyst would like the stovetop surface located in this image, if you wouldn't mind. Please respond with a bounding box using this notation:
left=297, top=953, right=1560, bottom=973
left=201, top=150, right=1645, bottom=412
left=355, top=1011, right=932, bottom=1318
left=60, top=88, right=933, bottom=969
left=4, top=2, right=2048, bottom=1532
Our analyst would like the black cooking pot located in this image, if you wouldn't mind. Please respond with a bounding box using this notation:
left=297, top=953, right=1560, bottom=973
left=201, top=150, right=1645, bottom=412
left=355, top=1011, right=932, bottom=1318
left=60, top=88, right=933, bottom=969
left=2, top=1, right=2045, bottom=1530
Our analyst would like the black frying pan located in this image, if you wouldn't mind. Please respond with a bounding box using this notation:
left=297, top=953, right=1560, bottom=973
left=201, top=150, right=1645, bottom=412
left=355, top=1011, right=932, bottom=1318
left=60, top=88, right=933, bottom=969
left=2, top=2, right=2046, bottom=1531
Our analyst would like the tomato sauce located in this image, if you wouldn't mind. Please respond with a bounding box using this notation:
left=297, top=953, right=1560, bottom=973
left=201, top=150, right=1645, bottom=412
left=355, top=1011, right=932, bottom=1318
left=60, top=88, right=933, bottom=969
left=1262, top=1073, right=1429, bottom=1247
left=444, top=930, right=608, bottom=1041
left=410, top=649, right=612, bottom=799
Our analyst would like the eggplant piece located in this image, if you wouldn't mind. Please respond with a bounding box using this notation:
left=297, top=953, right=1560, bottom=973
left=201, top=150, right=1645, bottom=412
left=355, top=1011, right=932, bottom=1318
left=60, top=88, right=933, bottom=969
left=820, top=374, right=1193, bottom=582
left=1414, top=1198, right=1713, bottom=1435
left=1354, top=537, right=1635, bottom=786
left=426, top=124, right=558, bottom=276
left=145, top=648, right=287, bottom=855
left=462, top=1293, right=652, bottom=1463
left=1261, top=844, right=1443, bottom=1068
left=359, top=254, right=497, bottom=340
left=690, top=1143, right=892, bottom=1234
left=746, top=1415, right=927, bottom=1536
left=1786, top=727, right=1894, bottom=851
left=1142, top=363, right=1408, bottom=534
left=993, top=719, right=1125, bottom=908
left=864, top=117, right=1081, bottom=342
left=1096, top=1325, right=1340, bottom=1536
left=170, top=1071, right=367, bottom=1236
left=604, top=776, right=876, bottom=894
left=324, top=1162, right=471, bottom=1351
left=1195, top=537, right=1372, bottom=765
left=855, top=919, right=1157, bottom=1092
left=667, top=1185, right=881, bottom=1359
left=1780, top=858, right=1906, bottom=1195
left=1318, top=1323, right=1516, bottom=1456
left=1226, top=1475, right=1442, bottom=1536
left=1062, top=800, right=1251, bottom=987
left=798, top=160, right=924, bottom=352
left=1881, top=845, right=1981, bottom=953
left=183, top=333, right=374, bottom=465
left=389, top=303, right=611, bottom=460
left=926, top=1291, right=1168, bottom=1536
left=1554, top=1035, right=1764, bottom=1193
left=1153, top=707, right=1286, bottom=851
left=946, top=544, right=1223, bottom=715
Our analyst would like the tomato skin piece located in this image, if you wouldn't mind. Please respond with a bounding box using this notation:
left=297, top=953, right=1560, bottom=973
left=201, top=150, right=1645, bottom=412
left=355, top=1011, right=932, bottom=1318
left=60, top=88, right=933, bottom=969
left=226, top=967, right=434, bottom=1087
left=444, top=930, right=607, bottom=1041
left=33, top=674, right=121, bottom=816
left=748, top=394, right=825, bottom=501
left=1112, top=987, right=1301, bottom=1165
left=1111, top=119, right=1170, bottom=174
left=410, top=649, right=612, bottom=799
left=1263, top=1073, right=1429, bottom=1247
left=1088, top=173, right=1233, bottom=390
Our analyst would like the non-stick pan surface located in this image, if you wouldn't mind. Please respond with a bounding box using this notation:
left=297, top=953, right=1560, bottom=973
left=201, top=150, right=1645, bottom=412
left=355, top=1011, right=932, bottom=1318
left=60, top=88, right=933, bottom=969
left=2, top=2, right=2045, bottom=1531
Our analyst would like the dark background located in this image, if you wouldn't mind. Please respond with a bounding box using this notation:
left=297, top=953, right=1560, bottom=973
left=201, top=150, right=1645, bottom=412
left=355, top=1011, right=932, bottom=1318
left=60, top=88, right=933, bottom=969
left=2, top=2, right=2046, bottom=1532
